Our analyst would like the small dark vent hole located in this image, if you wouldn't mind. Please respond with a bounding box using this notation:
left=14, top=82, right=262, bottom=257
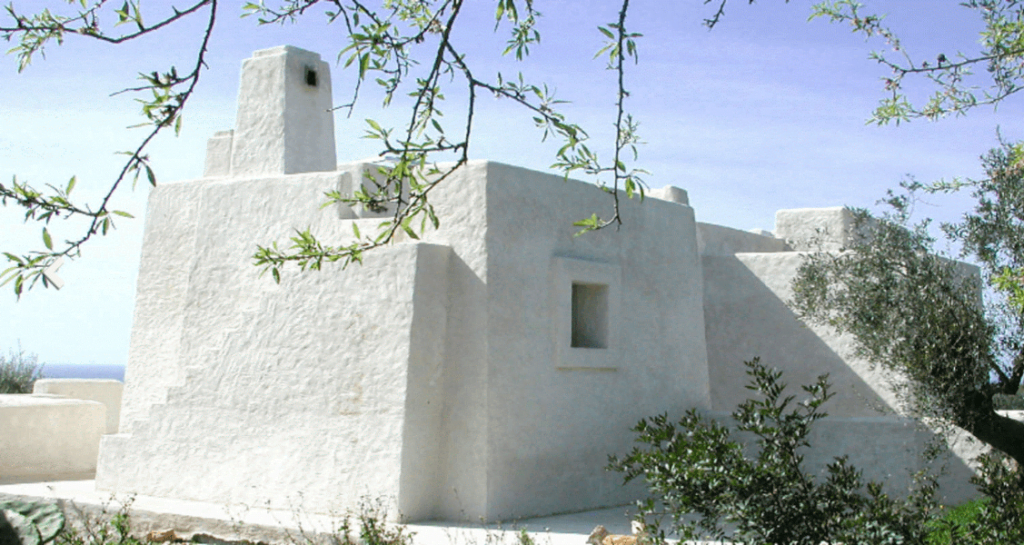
left=305, top=67, right=318, bottom=87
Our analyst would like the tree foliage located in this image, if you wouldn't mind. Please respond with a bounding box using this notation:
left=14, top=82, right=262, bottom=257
left=792, top=139, right=1024, bottom=466
left=807, top=0, right=1024, bottom=124
left=609, top=358, right=938, bottom=545
left=1, top=1, right=215, bottom=297
left=610, top=358, right=1024, bottom=545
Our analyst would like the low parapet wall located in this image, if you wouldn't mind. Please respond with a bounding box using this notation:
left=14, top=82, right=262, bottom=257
left=1, top=380, right=123, bottom=484
left=33, top=379, right=123, bottom=434
left=696, top=222, right=789, bottom=256
left=0, top=395, right=105, bottom=483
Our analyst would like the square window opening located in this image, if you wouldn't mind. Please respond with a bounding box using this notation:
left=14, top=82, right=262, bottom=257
left=571, top=282, right=609, bottom=349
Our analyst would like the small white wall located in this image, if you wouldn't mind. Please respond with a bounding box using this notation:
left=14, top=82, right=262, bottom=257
left=33, top=379, right=122, bottom=434
left=0, top=394, right=105, bottom=483
left=696, top=222, right=789, bottom=256
left=774, top=207, right=861, bottom=251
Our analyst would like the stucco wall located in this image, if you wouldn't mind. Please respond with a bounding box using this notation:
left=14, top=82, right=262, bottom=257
left=377, top=161, right=492, bottom=520
left=98, top=172, right=451, bottom=517
left=701, top=250, right=977, bottom=502
left=478, top=162, right=710, bottom=520
left=705, top=411, right=976, bottom=501
left=1, top=395, right=105, bottom=483
left=230, top=46, right=336, bottom=176
left=702, top=251, right=898, bottom=416
left=101, top=156, right=717, bottom=521
left=33, top=379, right=122, bottom=434
left=696, top=222, right=789, bottom=256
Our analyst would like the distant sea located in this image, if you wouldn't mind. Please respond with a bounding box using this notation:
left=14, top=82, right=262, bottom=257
left=41, top=363, right=126, bottom=381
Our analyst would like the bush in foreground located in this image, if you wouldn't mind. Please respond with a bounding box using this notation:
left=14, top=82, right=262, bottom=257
left=609, top=358, right=939, bottom=545
left=925, top=452, right=1024, bottom=544
left=0, top=345, right=43, bottom=394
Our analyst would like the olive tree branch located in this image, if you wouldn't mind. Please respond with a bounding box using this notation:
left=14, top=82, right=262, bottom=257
left=253, top=0, right=652, bottom=280
left=810, top=0, right=1024, bottom=123
left=2, top=1, right=212, bottom=71
left=0, top=1, right=218, bottom=297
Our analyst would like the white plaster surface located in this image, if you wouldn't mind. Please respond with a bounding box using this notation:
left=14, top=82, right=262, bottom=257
left=100, top=158, right=711, bottom=522
left=700, top=249, right=978, bottom=504
left=775, top=207, right=859, bottom=251
left=477, top=162, right=710, bottom=520
left=697, top=222, right=789, bottom=256
left=648, top=185, right=688, bottom=205
left=706, top=411, right=976, bottom=503
left=0, top=395, right=105, bottom=483
left=1000, top=410, right=1024, bottom=422
left=203, top=130, right=233, bottom=177
left=98, top=168, right=451, bottom=518
left=229, top=46, right=336, bottom=176
left=551, top=256, right=621, bottom=369
left=702, top=251, right=898, bottom=416
left=33, top=379, right=122, bottom=434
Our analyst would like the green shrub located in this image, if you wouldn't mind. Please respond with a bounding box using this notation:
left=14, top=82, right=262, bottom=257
left=609, top=358, right=938, bottom=545
left=0, top=345, right=43, bottom=394
left=54, top=498, right=145, bottom=545
left=925, top=497, right=987, bottom=544
left=933, top=452, right=1024, bottom=545
left=299, top=498, right=412, bottom=545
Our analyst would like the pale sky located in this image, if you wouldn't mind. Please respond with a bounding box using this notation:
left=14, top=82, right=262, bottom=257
left=1, top=1, right=1016, bottom=365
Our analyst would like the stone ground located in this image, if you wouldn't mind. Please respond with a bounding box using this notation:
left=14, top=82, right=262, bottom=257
left=0, top=480, right=694, bottom=545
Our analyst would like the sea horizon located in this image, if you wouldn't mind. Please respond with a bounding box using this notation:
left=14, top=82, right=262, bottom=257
left=40, top=363, right=126, bottom=381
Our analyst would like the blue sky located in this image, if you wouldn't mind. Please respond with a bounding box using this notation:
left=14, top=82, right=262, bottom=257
left=1, top=1, right=1017, bottom=365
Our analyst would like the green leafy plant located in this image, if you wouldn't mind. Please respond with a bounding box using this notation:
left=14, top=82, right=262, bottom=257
left=0, top=499, right=65, bottom=545
left=922, top=453, right=1024, bottom=545
left=0, top=344, right=43, bottom=394
left=925, top=497, right=987, bottom=544
left=55, top=497, right=144, bottom=545
left=992, top=393, right=1024, bottom=410
left=609, top=358, right=938, bottom=545
left=321, top=499, right=412, bottom=545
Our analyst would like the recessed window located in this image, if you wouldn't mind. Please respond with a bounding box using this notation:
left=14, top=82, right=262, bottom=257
left=305, top=67, right=318, bottom=87
left=552, top=256, right=619, bottom=369
left=571, top=282, right=608, bottom=349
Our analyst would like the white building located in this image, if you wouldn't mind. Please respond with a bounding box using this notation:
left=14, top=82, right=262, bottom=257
left=95, top=46, right=975, bottom=522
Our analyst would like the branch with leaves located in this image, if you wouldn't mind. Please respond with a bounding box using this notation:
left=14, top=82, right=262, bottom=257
left=3, top=0, right=650, bottom=294
left=1, top=1, right=217, bottom=297
left=250, top=0, right=648, bottom=281
left=811, top=0, right=1024, bottom=124
left=706, top=0, right=1024, bottom=124
left=16, top=1, right=1024, bottom=294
